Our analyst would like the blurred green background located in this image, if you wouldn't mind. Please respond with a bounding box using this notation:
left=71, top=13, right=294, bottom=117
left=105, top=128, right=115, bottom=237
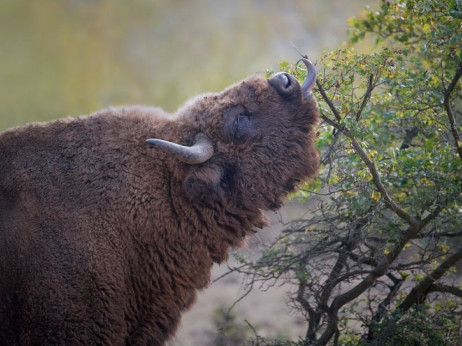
left=0, top=0, right=371, bottom=130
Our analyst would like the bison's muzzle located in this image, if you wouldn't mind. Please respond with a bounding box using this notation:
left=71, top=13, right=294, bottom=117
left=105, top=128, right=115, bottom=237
left=269, top=58, right=316, bottom=101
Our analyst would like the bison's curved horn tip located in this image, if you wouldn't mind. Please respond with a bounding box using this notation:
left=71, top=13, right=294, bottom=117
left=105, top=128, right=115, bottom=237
left=298, top=58, right=317, bottom=97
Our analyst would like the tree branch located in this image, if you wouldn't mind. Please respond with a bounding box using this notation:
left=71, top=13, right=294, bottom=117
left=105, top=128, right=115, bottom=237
left=395, top=246, right=462, bottom=315
left=365, top=274, right=404, bottom=341
left=317, top=81, right=420, bottom=228
left=443, top=62, right=462, bottom=163
left=316, top=203, right=443, bottom=344
left=427, top=283, right=462, bottom=298
left=348, top=136, right=419, bottom=227
left=399, top=127, right=419, bottom=150
left=356, top=73, right=375, bottom=121
left=317, top=80, right=342, bottom=122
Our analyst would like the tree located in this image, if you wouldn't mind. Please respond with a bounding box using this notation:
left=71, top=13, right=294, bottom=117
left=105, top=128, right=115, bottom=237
left=228, top=0, right=462, bottom=344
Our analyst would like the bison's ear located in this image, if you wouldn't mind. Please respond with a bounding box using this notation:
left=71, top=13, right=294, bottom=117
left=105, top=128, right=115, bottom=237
left=183, top=164, right=224, bottom=204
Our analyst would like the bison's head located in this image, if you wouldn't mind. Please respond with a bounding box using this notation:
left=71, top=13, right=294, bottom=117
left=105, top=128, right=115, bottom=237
left=147, top=59, right=319, bottom=223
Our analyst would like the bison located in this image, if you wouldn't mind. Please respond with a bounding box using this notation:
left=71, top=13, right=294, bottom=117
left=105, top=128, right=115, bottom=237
left=0, top=59, right=319, bottom=345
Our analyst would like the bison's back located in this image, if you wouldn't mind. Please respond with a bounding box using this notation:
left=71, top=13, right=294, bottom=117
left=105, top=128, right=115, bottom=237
left=0, top=108, right=170, bottom=344
left=0, top=121, right=126, bottom=343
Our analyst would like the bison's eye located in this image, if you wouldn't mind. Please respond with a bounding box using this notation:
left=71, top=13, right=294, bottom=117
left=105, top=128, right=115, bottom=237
left=233, top=112, right=249, bottom=141
left=223, top=106, right=256, bottom=142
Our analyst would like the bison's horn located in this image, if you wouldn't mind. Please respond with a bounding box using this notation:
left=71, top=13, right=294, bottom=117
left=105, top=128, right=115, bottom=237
left=299, top=58, right=316, bottom=97
left=145, top=133, right=214, bottom=165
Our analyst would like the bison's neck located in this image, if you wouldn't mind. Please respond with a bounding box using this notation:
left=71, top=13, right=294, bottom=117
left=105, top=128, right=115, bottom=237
left=165, top=176, right=249, bottom=265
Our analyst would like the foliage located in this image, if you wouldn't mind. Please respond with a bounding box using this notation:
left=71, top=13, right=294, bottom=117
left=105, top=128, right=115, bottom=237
left=364, top=304, right=462, bottom=346
left=208, top=306, right=302, bottom=346
left=230, top=0, right=462, bottom=344
left=207, top=306, right=254, bottom=346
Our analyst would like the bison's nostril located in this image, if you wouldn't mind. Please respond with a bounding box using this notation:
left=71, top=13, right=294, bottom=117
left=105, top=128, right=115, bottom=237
left=279, top=73, right=291, bottom=88
left=268, top=72, right=298, bottom=97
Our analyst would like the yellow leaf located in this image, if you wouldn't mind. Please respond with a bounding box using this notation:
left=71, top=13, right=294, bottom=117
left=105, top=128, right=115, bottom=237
left=369, top=150, right=378, bottom=158
left=371, top=190, right=381, bottom=202
left=422, top=22, right=432, bottom=33
left=440, top=244, right=449, bottom=253
left=347, top=17, right=356, bottom=27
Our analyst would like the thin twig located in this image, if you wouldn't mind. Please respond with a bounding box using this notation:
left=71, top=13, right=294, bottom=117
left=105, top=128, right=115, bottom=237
left=356, top=73, right=375, bottom=121
left=395, top=245, right=462, bottom=314
left=212, top=263, right=248, bottom=283
left=227, top=283, right=254, bottom=313
left=443, top=62, right=462, bottom=162
left=245, top=319, right=261, bottom=344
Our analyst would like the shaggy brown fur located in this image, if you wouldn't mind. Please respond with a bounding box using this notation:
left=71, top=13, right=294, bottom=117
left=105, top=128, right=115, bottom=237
left=0, top=74, right=319, bottom=345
